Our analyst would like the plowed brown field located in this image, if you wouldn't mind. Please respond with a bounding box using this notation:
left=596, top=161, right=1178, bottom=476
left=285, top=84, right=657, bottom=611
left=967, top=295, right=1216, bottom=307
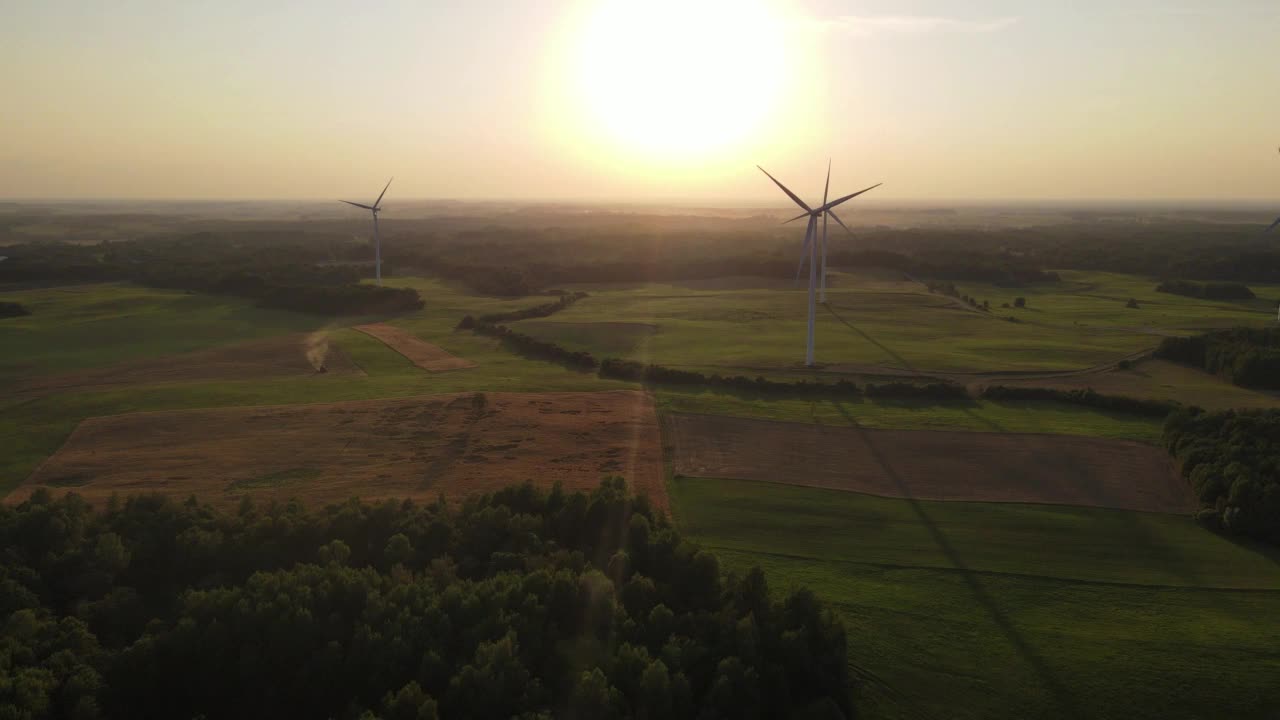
left=353, top=323, right=475, bottom=372
left=666, top=413, right=1193, bottom=513
left=9, top=390, right=664, bottom=509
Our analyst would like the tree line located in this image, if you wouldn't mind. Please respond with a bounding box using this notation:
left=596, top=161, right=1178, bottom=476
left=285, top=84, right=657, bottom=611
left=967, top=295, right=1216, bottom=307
left=470, top=292, right=590, bottom=325
left=0, top=479, right=855, bottom=719
left=1162, top=408, right=1280, bottom=543
left=979, top=385, right=1177, bottom=417
left=1155, top=328, right=1280, bottom=390
left=1154, top=279, right=1255, bottom=300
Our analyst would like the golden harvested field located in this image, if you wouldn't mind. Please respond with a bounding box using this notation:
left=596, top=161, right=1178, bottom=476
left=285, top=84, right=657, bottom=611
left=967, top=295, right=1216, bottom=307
left=9, top=390, right=665, bottom=509
left=13, top=332, right=361, bottom=396
left=353, top=323, right=476, bottom=372
left=666, top=413, right=1194, bottom=513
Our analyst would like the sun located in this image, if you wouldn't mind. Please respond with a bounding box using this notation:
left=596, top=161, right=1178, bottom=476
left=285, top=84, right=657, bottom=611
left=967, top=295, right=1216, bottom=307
left=572, top=0, right=790, bottom=161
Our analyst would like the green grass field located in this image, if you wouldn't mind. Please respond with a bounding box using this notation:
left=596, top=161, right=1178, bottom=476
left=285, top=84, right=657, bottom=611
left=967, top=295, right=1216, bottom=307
left=7, top=272, right=1261, bottom=491
left=0, top=283, right=334, bottom=384
left=506, top=270, right=1280, bottom=375
left=671, top=476, right=1280, bottom=720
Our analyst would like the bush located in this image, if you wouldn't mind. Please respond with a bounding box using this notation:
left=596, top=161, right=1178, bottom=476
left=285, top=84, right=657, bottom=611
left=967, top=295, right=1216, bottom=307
left=1163, top=408, right=1280, bottom=543
left=1013, top=297, right=1026, bottom=308
left=0, top=301, right=29, bottom=318
left=1126, top=298, right=1140, bottom=309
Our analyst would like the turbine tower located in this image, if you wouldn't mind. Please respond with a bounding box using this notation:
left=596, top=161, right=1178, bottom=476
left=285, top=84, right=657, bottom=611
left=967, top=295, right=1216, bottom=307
left=340, top=177, right=393, bottom=285
left=758, top=164, right=881, bottom=366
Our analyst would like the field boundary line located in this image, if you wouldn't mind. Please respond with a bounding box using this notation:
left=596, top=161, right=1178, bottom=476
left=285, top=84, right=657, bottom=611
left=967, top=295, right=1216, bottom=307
left=703, top=544, right=1280, bottom=593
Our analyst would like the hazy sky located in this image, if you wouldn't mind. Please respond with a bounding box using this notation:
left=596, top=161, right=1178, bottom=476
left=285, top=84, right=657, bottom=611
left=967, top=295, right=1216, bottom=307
left=3, top=0, right=1278, bottom=202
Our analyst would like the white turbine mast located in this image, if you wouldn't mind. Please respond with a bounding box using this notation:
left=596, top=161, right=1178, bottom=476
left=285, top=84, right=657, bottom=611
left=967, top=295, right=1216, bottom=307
left=758, top=163, right=881, bottom=367
left=340, top=177, right=394, bottom=285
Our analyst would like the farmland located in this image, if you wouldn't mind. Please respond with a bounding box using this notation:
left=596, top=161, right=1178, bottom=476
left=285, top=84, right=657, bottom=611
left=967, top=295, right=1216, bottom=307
left=671, top=477, right=1280, bottom=720
left=4, top=254, right=1280, bottom=719
left=665, top=414, right=1190, bottom=512
left=9, top=390, right=665, bottom=510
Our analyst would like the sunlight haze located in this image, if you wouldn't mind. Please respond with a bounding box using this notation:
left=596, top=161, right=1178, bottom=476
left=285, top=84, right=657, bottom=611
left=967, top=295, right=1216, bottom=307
left=3, top=0, right=1278, bottom=201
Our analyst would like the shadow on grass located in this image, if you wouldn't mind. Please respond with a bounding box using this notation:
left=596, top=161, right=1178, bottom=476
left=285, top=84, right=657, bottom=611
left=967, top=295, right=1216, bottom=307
left=824, top=303, right=916, bottom=371
left=1217, top=531, right=1280, bottom=573
left=844, top=419, right=1086, bottom=716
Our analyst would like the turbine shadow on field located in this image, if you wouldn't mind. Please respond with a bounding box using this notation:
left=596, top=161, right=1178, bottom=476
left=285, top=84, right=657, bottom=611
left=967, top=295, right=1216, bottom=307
left=834, top=406, right=1084, bottom=715
left=824, top=304, right=916, bottom=372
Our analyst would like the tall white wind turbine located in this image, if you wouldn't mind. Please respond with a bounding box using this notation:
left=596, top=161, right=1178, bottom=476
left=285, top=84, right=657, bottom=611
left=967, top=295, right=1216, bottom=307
left=758, top=164, right=881, bottom=366
left=340, top=177, right=394, bottom=285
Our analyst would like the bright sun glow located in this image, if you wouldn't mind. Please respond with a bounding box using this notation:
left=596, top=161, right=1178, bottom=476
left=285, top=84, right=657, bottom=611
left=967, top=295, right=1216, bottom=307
left=573, top=0, right=789, bottom=160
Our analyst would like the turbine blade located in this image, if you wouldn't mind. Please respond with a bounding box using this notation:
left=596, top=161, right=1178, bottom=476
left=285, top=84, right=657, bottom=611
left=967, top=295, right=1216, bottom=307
left=757, top=165, right=811, bottom=212
left=781, top=210, right=810, bottom=225
left=828, top=209, right=856, bottom=239
left=823, top=159, right=831, bottom=207
left=373, top=177, right=394, bottom=209
left=341, top=200, right=376, bottom=210
left=1266, top=215, right=1280, bottom=235
left=819, top=182, right=883, bottom=212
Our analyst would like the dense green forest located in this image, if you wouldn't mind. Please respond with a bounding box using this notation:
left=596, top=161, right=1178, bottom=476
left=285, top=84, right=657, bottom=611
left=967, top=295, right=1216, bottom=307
left=1155, top=328, right=1280, bottom=390
left=0, top=480, right=853, bottom=719
left=1163, top=408, right=1280, bottom=543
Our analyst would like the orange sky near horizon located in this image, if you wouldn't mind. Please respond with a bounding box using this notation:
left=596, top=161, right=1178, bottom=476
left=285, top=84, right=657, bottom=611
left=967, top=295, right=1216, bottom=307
left=2, top=0, right=1278, bottom=202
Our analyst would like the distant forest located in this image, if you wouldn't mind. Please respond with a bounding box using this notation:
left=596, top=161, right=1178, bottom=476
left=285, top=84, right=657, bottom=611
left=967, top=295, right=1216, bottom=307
left=5, top=217, right=1280, bottom=301
left=0, top=233, right=423, bottom=315
left=0, top=479, right=854, bottom=719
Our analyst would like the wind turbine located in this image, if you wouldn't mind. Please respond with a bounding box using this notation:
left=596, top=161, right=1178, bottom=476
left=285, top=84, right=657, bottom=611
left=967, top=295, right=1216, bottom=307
left=340, top=177, right=393, bottom=285
left=758, top=164, right=881, bottom=366
left=1266, top=148, right=1280, bottom=236
left=789, top=161, right=867, bottom=304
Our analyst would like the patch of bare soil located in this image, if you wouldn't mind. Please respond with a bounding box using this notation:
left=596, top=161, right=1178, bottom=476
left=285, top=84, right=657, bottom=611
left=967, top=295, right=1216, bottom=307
left=13, top=333, right=362, bottom=396
left=8, top=390, right=665, bottom=511
left=354, top=323, right=476, bottom=372
left=666, top=413, right=1193, bottom=514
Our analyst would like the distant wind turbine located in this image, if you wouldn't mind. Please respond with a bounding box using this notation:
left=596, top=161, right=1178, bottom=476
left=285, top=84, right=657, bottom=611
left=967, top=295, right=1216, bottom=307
left=758, top=164, right=881, bottom=366
left=1267, top=148, right=1280, bottom=236
left=340, top=177, right=393, bottom=285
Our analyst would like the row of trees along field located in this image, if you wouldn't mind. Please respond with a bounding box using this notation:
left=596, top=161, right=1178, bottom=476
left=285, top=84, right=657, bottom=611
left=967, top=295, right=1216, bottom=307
left=0, top=235, right=423, bottom=316
left=1154, top=279, right=1255, bottom=300
left=1155, top=328, right=1280, bottom=390
left=0, top=479, right=853, bottom=720
left=1163, top=408, right=1280, bottom=543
